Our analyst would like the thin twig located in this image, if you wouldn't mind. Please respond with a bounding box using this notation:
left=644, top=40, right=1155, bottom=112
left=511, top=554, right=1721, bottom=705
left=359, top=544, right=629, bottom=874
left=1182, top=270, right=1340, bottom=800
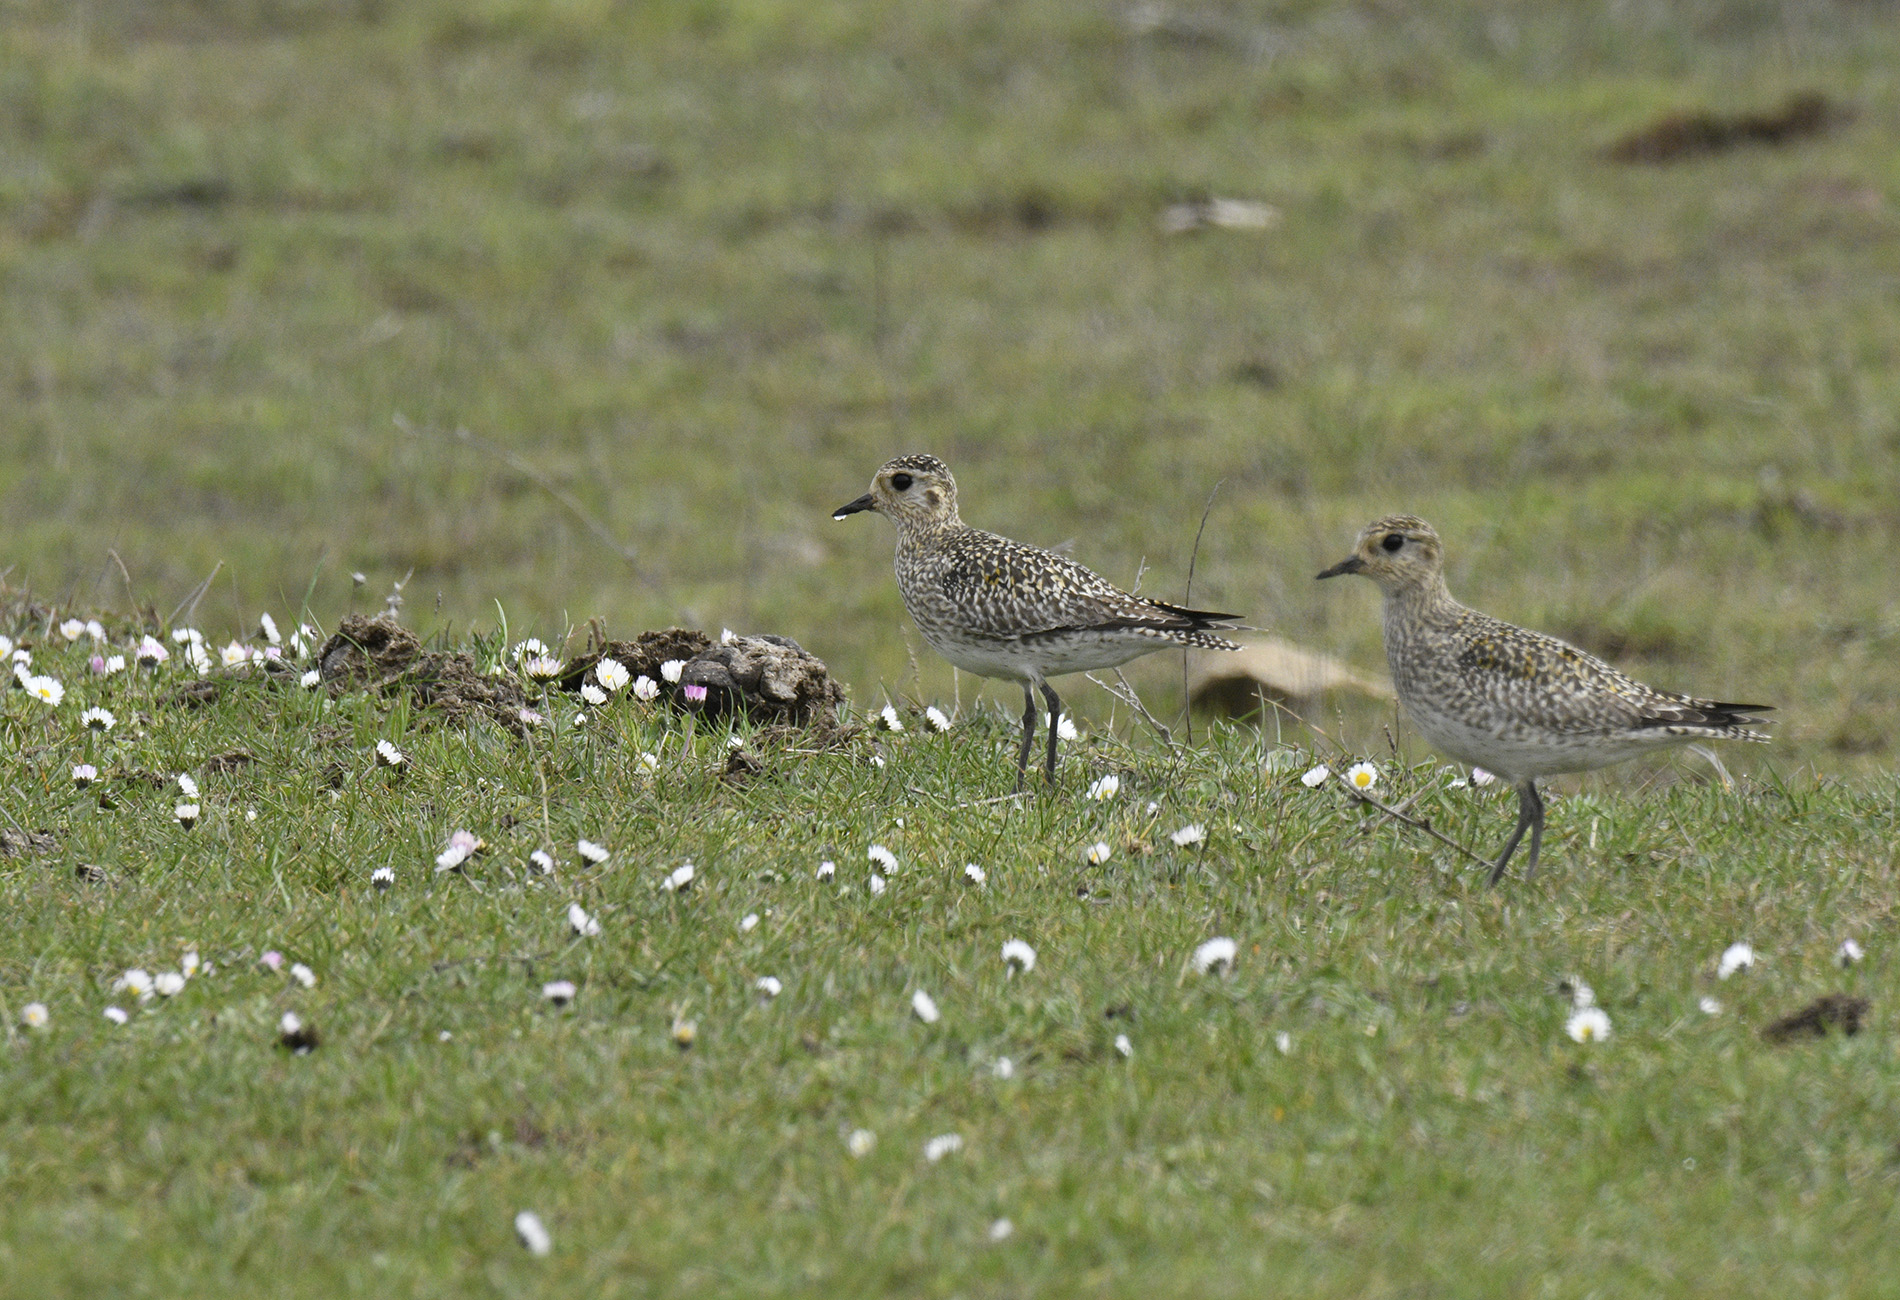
left=164, top=560, right=224, bottom=631
left=1087, top=670, right=1175, bottom=749
left=1181, top=478, right=1225, bottom=746
left=1347, top=788, right=1492, bottom=868
left=1341, top=785, right=1430, bottom=843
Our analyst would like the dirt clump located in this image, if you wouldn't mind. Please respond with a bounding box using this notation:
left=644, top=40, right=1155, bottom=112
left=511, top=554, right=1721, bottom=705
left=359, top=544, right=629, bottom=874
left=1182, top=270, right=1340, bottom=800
left=1606, top=92, right=1847, bottom=164
left=316, top=615, right=532, bottom=738
left=1760, top=993, right=1869, bottom=1044
left=0, top=828, right=58, bottom=859
left=566, top=629, right=848, bottom=731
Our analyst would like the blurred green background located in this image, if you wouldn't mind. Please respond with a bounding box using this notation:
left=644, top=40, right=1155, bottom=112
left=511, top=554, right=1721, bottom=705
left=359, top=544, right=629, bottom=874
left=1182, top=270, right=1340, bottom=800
left=4, top=0, right=1897, bottom=765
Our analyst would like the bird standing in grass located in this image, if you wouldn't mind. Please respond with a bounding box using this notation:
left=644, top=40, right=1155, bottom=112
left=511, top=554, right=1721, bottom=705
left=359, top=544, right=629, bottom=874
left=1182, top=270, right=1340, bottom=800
left=834, top=454, right=1244, bottom=789
left=1317, top=516, right=1771, bottom=883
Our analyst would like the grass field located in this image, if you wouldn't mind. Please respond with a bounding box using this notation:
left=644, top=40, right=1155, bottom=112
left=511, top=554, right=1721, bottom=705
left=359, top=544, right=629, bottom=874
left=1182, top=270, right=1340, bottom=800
left=4, top=0, right=1900, bottom=1294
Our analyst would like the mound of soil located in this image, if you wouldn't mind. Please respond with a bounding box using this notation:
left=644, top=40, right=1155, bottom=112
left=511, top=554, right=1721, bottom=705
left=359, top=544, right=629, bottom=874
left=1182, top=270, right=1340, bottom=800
left=1760, top=993, right=1869, bottom=1044
left=316, top=615, right=533, bottom=738
left=565, top=629, right=847, bottom=731
left=1606, top=92, right=1846, bottom=164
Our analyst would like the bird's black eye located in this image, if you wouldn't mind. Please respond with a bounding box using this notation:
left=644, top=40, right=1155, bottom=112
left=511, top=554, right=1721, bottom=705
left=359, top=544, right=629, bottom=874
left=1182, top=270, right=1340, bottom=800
left=891, top=472, right=914, bottom=491
left=1381, top=533, right=1405, bottom=553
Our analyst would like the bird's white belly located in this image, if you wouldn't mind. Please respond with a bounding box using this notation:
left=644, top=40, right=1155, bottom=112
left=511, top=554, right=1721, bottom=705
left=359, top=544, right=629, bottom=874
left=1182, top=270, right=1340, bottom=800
left=922, top=629, right=1155, bottom=683
left=1406, top=705, right=1652, bottom=780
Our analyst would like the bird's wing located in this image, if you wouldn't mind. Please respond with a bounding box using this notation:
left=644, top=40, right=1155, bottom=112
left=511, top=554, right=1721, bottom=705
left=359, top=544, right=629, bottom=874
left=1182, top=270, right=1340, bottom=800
left=937, top=531, right=1208, bottom=636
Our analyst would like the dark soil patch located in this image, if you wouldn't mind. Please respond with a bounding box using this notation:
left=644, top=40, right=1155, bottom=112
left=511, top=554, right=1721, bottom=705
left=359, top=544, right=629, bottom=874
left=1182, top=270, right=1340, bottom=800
left=560, top=628, right=712, bottom=689
left=1605, top=92, right=1847, bottom=164
left=1761, top=993, right=1869, bottom=1044
left=317, top=615, right=532, bottom=738
left=0, top=828, right=58, bottom=859
left=565, top=630, right=849, bottom=732
left=204, top=749, right=256, bottom=773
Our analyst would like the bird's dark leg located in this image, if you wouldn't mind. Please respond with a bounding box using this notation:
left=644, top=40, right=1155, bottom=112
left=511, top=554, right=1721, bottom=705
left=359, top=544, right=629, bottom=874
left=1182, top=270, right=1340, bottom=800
left=1520, top=780, right=1545, bottom=880
left=1039, top=682, right=1063, bottom=786
left=1014, top=683, right=1038, bottom=793
left=1488, top=780, right=1541, bottom=886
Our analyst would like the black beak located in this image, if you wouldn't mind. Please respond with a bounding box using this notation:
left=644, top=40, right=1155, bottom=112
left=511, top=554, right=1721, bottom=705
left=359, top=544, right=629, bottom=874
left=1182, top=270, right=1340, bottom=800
left=832, top=493, right=876, bottom=520
left=1315, top=555, right=1365, bottom=580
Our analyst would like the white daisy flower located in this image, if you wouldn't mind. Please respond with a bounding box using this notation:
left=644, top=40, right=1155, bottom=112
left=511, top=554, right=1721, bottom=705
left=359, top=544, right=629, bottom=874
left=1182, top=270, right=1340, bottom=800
left=1056, top=715, right=1078, bottom=741
left=300, top=668, right=321, bottom=689
left=185, top=642, right=212, bottom=674
left=0, top=635, right=12, bottom=657
left=1114, top=1033, right=1133, bottom=1058
left=963, top=863, right=986, bottom=885
left=1717, top=943, right=1754, bottom=980
left=816, top=859, right=836, bottom=881
left=514, top=1210, right=553, bottom=1257
left=637, top=751, right=659, bottom=772
left=542, top=980, right=577, bottom=1006
left=1085, top=841, right=1112, bottom=865
left=756, top=976, right=782, bottom=999
left=374, top=739, right=405, bottom=768
left=1566, top=1007, right=1612, bottom=1043
left=1170, top=823, right=1207, bottom=848
left=1839, top=939, right=1864, bottom=967
left=23, top=675, right=63, bottom=706
left=579, top=683, right=607, bottom=706
left=518, top=707, right=546, bottom=727
left=1346, top=761, right=1379, bottom=791
left=512, top=638, right=548, bottom=661
left=103, top=1006, right=129, bottom=1025
left=867, top=844, right=897, bottom=872
left=911, top=989, right=940, bottom=1023
left=172, top=627, right=202, bottom=645
left=289, top=963, right=317, bottom=988
left=721, top=627, right=737, bottom=644
left=80, top=707, right=114, bottom=732
left=174, top=803, right=200, bottom=828
left=632, top=676, right=659, bottom=703
left=180, top=951, right=200, bottom=978
left=740, top=913, right=760, bottom=933
left=1000, top=939, right=1037, bottom=973
left=567, top=903, right=601, bottom=937
left=878, top=703, right=904, bottom=732
left=10, top=648, right=29, bottom=666
left=523, top=655, right=563, bottom=680
left=1569, top=980, right=1595, bottom=1009
left=671, top=1016, right=697, bottom=1050
left=991, top=1057, right=1015, bottom=1080
left=660, top=659, right=685, bottom=684
left=1192, top=937, right=1238, bottom=976
left=136, top=635, right=169, bottom=666
left=20, top=1002, right=48, bottom=1029
left=847, top=1129, right=876, bottom=1158
left=924, top=706, right=951, bottom=732
left=1275, top=1031, right=1292, bottom=1054
left=1086, top=774, right=1120, bottom=801
left=259, top=612, right=281, bottom=645
left=577, top=840, right=610, bottom=866
left=220, top=641, right=250, bottom=668
left=177, top=773, right=199, bottom=798
left=662, top=863, right=695, bottom=893
left=154, top=972, right=186, bottom=997
left=435, top=844, right=470, bottom=872
left=1470, top=767, right=1497, bottom=786
left=868, top=873, right=886, bottom=896
left=1699, top=996, right=1722, bottom=1015
left=371, top=866, right=395, bottom=889
left=590, top=657, right=630, bottom=692
left=114, top=969, right=155, bottom=1001
left=103, top=654, right=126, bottom=675
left=72, top=763, right=98, bottom=788
left=989, top=1218, right=1014, bottom=1242
left=923, top=1133, right=964, bottom=1162
left=529, top=850, right=555, bottom=875
left=60, top=617, right=86, bottom=641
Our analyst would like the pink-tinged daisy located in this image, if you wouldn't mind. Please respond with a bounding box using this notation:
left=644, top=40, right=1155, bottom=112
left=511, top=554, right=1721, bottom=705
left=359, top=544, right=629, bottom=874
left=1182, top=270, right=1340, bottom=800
left=632, top=675, right=659, bottom=702
left=80, top=706, right=114, bottom=732
left=682, top=683, right=708, bottom=704
left=542, top=980, right=577, bottom=1006
left=435, top=844, right=471, bottom=873
left=594, top=658, right=630, bottom=692
left=517, top=707, right=545, bottom=727
left=259, top=951, right=284, bottom=972
left=1470, top=767, right=1497, bottom=786
left=1839, top=939, right=1864, bottom=967
left=103, top=1006, right=130, bottom=1025
left=72, top=764, right=98, bottom=788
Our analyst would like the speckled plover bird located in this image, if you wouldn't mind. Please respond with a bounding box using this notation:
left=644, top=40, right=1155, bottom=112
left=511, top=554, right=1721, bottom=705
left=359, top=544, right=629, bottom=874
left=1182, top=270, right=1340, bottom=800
left=834, top=454, right=1243, bottom=788
left=1317, top=515, right=1771, bottom=883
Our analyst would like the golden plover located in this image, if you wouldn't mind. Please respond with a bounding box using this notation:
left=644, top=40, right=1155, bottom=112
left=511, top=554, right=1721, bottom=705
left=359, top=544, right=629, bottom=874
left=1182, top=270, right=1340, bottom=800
left=1317, top=516, right=1771, bottom=883
left=834, top=454, right=1244, bottom=788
